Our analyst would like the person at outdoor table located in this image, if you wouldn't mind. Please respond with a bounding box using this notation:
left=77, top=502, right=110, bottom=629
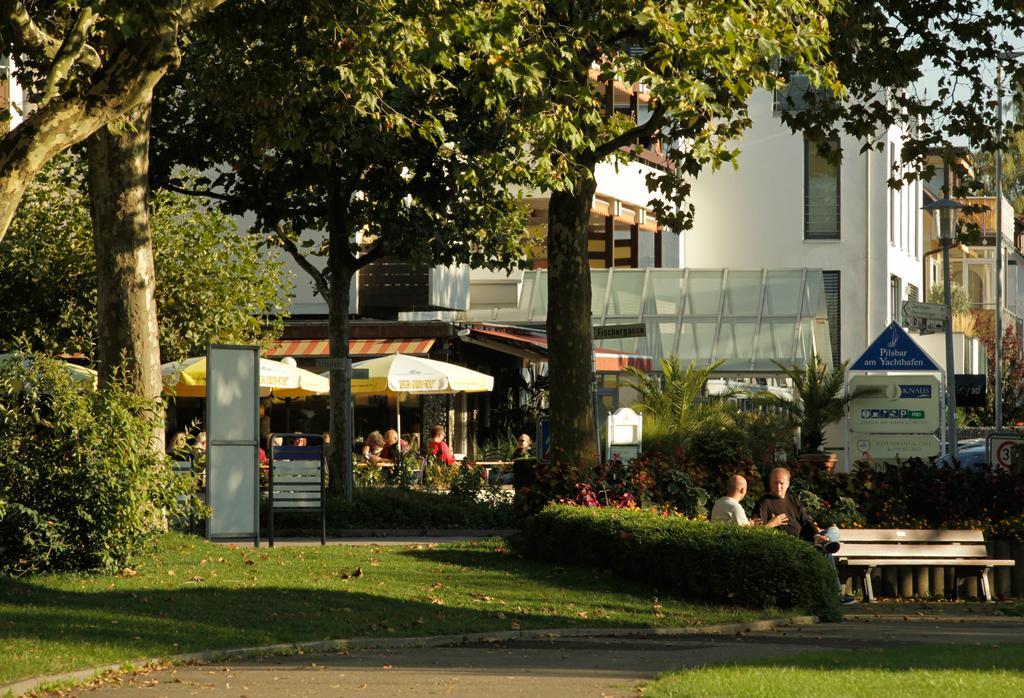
left=166, top=431, right=189, bottom=458
left=710, top=475, right=787, bottom=528
left=382, top=429, right=408, bottom=462
left=512, top=433, right=533, bottom=459
left=192, top=431, right=207, bottom=460
left=427, top=424, right=456, bottom=465
left=362, top=431, right=387, bottom=463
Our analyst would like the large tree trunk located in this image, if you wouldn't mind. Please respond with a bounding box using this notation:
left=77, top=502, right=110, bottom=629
left=326, top=216, right=354, bottom=497
left=0, top=21, right=188, bottom=242
left=86, top=99, right=164, bottom=452
left=546, top=168, right=600, bottom=471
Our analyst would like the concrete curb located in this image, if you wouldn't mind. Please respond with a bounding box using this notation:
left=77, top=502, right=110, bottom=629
left=0, top=616, right=816, bottom=696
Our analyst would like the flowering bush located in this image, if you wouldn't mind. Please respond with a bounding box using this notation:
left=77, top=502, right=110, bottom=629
left=793, top=458, right=1024, bottom=540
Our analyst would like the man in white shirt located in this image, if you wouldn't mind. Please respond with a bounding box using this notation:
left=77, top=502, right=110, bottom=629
left=710, top=475, right=787, bottom=528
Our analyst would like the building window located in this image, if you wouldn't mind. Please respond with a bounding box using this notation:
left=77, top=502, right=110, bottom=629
left=823, top=271, right=841, bottom=368
left=804, top=137, right=840, bottom=240
left=890, top=275, right=901, bottom=324
left=907, top=283, right=919, bottom=302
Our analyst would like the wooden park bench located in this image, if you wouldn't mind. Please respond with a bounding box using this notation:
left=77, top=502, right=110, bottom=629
left=837, top=529, right=1015, bottom=602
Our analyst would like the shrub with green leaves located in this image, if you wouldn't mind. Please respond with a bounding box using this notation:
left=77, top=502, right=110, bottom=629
left=515, top=505, right=841, bottom=622
left=0, top=357, right=199, bottom=575
left=267, top=487, right=515, bottom=530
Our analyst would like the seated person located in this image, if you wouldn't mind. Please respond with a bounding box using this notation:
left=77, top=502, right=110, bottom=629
left=166, top=431, right=189, bottom=458
left=756, top=467, right=853, bottom=604
left=512, top=433, right=533, bottom=460
left=710, top=475, right=787, bottom=528
left=361, top=431, right=387, bottom=464
left=427, top=425, right=456, bottom=465
left=382, top=428, right=408, bottom=462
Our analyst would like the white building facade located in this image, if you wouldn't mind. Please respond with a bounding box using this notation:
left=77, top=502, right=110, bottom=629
left=684, top=89, right=924, bottom=368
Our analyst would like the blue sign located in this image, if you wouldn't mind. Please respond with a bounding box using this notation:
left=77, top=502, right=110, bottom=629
left=899, top=384, right=932, bottom=399
left=850, top=322, right=941, bottom=372
left=536, top=417, right=552, bottom=463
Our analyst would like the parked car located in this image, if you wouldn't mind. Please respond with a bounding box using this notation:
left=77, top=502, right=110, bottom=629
left=933, top=439, right=988, bottom=471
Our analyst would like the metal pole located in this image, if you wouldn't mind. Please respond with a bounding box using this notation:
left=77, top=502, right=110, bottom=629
left=995, top=62, right=1005, bottom=429
left=943, top=236, right=959, bottom=459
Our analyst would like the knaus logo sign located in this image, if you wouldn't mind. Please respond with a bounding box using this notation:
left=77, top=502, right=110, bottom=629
left=848, top=374, right=941, bottom=434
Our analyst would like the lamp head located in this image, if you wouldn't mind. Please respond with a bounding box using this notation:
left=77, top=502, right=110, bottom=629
left=922, top=197, right=964, bottom=243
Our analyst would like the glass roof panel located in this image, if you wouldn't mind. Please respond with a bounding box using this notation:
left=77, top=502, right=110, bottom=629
left=646, top=270, right=685, bottom=316
left=462, top=267, right=831, bottom=373
left=764, top=270, right=803, bottom=315
left=686, top=271, right=724, bottom=315
left=591, top=270, right=609, bottom=316
left=724, top=271, right=762, bottom=316
left=606, top=270, right=646, bottom=317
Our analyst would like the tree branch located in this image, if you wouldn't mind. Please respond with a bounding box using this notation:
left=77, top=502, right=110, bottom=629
left=162, top=181, right=244, bottom=206
left=592, top=102, right=669, bottom=161
left=41, top=5, right=98, bottom=104
left=353, top=240, right=387, bottom=271
left=278, top=233, right=330, bottom=300
left=1, top=1, right=101, bottom=72
left=1, top=2, right=60, bottom=55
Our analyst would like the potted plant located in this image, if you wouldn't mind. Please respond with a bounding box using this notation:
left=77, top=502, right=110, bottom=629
left=768, top=355, right=865, bottom=472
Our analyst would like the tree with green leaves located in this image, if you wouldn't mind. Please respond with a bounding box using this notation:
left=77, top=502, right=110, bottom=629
left=151, top=0, right=536, bottom=493
left=498, top=1, right=839, bottom=466
left=0, top=155, right=292, bottom=363
left=510, top=0, right=1024, bottom=467
left=0, top=0, right=228, bottom=241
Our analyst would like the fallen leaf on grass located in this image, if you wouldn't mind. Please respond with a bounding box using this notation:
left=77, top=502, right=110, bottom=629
left=511, top=621, right=521, bottom=630
left=120, top=567, right=137, bottom=577
left=166, top=570, right=176, bottom=577
left=576, top=611, right=588, bottom=619
left=382, top=664, right=394, bottom=670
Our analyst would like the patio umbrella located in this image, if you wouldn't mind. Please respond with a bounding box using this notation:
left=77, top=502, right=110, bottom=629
left=0, top=353, right=98, bottom=391
left=344, top=353, right=494, bottom=452
left=162, top=356, right=330, bottom=399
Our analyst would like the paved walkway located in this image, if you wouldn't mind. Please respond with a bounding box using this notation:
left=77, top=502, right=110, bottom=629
left=76, top=611, right=1024, bottom=697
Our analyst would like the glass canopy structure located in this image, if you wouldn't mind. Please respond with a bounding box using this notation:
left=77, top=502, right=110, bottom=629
left=463, top=268, right=834, bottom=373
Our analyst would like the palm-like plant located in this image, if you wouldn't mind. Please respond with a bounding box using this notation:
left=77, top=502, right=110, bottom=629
left=768, top=355, right=861, bottom=452
left=625, top=357, right=738, bottom=438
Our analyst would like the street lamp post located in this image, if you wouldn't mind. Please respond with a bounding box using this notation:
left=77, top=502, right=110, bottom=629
left=995, top=50, right=1024, bottom=429
left=924, top=198, right=964, bottom=459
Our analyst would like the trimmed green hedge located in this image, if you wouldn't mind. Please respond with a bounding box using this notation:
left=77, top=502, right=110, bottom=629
left=265, top=488, right=515, bottom=531
left=515, top=505, right=841, bottom=622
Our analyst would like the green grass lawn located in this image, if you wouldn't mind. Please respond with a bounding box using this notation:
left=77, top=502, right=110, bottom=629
left=0, top=533, right=773, bottom=685
left=644, top=644, right=1024, bottom=697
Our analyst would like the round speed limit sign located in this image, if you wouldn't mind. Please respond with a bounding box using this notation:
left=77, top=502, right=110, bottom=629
left=988, top=436, right=1022, bottom=468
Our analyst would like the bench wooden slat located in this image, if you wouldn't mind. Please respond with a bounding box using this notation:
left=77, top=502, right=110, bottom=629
left=272, top=462, right=321, bottom=473
left=840, top=529, right=984, bottom=543
left=841, top=558, right=1015, bottom=567
left=839, top=543, right=990, bottom=559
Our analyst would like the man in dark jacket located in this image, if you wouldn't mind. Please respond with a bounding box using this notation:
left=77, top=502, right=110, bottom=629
left=756, top=467, right=823, bottom=542
left=756, top=467, right=856, bottom=604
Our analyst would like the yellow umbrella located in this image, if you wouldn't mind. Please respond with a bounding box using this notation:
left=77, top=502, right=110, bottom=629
left=162, top=356, right=329, bottom=398
left=349, top=353, right=494, bottom=395
left=0, top=353, right=97, bottom=391
left=345, top=354, right=494, bottom=447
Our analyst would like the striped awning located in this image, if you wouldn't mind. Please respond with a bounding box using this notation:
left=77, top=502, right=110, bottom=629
left=467, top=327, right=652, bottom=372
left=267, top=338, right=435, bottom=358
